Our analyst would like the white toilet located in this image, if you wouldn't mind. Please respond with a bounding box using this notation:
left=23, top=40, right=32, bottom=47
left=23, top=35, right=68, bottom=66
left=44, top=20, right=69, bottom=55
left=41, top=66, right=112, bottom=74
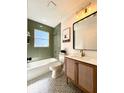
left=49, top=53, right=65, bottom=78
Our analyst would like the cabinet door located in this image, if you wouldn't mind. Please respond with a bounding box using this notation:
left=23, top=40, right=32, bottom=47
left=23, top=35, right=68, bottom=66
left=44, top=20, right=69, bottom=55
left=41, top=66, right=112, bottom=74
left=66, top=58, right=76, bottom=82
left=78, top=63, right=94, bottom=93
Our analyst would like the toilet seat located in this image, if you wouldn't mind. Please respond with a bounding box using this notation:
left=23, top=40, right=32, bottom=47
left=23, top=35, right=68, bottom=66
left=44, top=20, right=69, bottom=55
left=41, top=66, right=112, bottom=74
left=49, top=62, right=63, bottom=69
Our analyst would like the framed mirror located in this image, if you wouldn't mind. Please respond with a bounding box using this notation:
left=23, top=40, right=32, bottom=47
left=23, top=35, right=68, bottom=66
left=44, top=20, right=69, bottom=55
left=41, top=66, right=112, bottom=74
left=73, top=11, right=97, bottom=51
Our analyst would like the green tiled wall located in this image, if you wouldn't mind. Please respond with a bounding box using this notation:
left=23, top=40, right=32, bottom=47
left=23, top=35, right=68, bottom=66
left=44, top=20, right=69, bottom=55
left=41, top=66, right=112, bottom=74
left=27, top=19, right=54, bottom=60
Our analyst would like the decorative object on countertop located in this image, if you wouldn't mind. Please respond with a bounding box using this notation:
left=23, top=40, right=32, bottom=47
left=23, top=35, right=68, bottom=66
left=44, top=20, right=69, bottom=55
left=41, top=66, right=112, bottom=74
left=62, top=27, right=70, bottom=42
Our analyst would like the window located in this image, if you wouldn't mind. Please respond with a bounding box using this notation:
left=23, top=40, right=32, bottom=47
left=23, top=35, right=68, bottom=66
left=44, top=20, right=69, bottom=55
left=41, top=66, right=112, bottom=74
left=34, top=29, right=49, bottom=47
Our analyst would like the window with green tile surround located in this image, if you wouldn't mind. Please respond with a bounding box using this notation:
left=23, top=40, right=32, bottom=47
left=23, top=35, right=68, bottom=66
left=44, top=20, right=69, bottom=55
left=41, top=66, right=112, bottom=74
left=34, top=29, right=49, bottom=47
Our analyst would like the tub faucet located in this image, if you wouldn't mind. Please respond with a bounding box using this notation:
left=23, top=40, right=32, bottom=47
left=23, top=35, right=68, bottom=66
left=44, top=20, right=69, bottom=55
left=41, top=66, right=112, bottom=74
left=27, top=57, right=32, bottom=63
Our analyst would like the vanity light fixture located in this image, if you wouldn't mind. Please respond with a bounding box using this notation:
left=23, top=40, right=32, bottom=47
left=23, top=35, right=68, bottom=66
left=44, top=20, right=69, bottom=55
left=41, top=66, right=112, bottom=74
left=75, top=2, right=95, bottom=21
left=76, top=2, right=91, bottom=14
left=84, top=8, right=87, bottom=13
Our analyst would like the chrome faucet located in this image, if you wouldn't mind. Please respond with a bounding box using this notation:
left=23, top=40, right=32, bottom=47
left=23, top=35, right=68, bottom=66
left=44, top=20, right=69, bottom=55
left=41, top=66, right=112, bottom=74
left=80, top=50, right=85, bottom=57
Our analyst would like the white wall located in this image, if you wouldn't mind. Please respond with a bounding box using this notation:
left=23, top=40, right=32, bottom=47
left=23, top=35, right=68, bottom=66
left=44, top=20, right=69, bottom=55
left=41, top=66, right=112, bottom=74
left=61, top=3, right=97, bottom=59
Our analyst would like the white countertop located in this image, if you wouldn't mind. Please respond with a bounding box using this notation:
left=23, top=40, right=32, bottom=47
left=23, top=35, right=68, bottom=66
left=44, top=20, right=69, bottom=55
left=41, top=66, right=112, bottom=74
left=65, top=55, right=97, bottom=66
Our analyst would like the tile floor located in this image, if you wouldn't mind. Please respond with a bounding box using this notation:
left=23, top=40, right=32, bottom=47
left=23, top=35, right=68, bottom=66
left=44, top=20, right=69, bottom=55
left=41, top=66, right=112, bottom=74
left=27, top=72, right=83, bottom=93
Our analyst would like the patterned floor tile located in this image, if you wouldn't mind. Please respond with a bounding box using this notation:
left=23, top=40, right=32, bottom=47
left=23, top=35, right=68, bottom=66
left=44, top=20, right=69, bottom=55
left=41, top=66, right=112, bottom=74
left=27, top=72, right=83, bottom=93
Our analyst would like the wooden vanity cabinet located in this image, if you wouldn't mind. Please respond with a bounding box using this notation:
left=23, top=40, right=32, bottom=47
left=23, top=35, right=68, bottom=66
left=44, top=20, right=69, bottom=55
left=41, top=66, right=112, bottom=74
left=65, top=58, right=75, bottom=82
left=65, top=57, right=97, bottom=93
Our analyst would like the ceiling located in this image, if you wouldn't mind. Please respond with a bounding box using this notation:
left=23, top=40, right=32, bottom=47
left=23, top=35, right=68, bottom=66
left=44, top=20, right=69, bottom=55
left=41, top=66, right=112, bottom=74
left=27, top=0, right=96, bottom=27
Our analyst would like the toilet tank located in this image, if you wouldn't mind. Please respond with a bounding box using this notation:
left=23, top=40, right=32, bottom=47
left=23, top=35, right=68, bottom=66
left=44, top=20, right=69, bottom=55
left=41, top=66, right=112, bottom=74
left=59, top=53, right=65, bottom=62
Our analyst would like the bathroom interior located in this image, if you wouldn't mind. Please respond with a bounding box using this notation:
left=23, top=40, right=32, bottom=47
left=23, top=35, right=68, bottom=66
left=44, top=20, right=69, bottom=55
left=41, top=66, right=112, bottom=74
left=27, top=0, right=97, bottom=93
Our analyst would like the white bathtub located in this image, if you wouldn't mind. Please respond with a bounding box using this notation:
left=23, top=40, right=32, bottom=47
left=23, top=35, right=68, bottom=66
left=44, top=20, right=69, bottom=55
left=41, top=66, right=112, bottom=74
left=27, top=58, right=58, bottom=81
